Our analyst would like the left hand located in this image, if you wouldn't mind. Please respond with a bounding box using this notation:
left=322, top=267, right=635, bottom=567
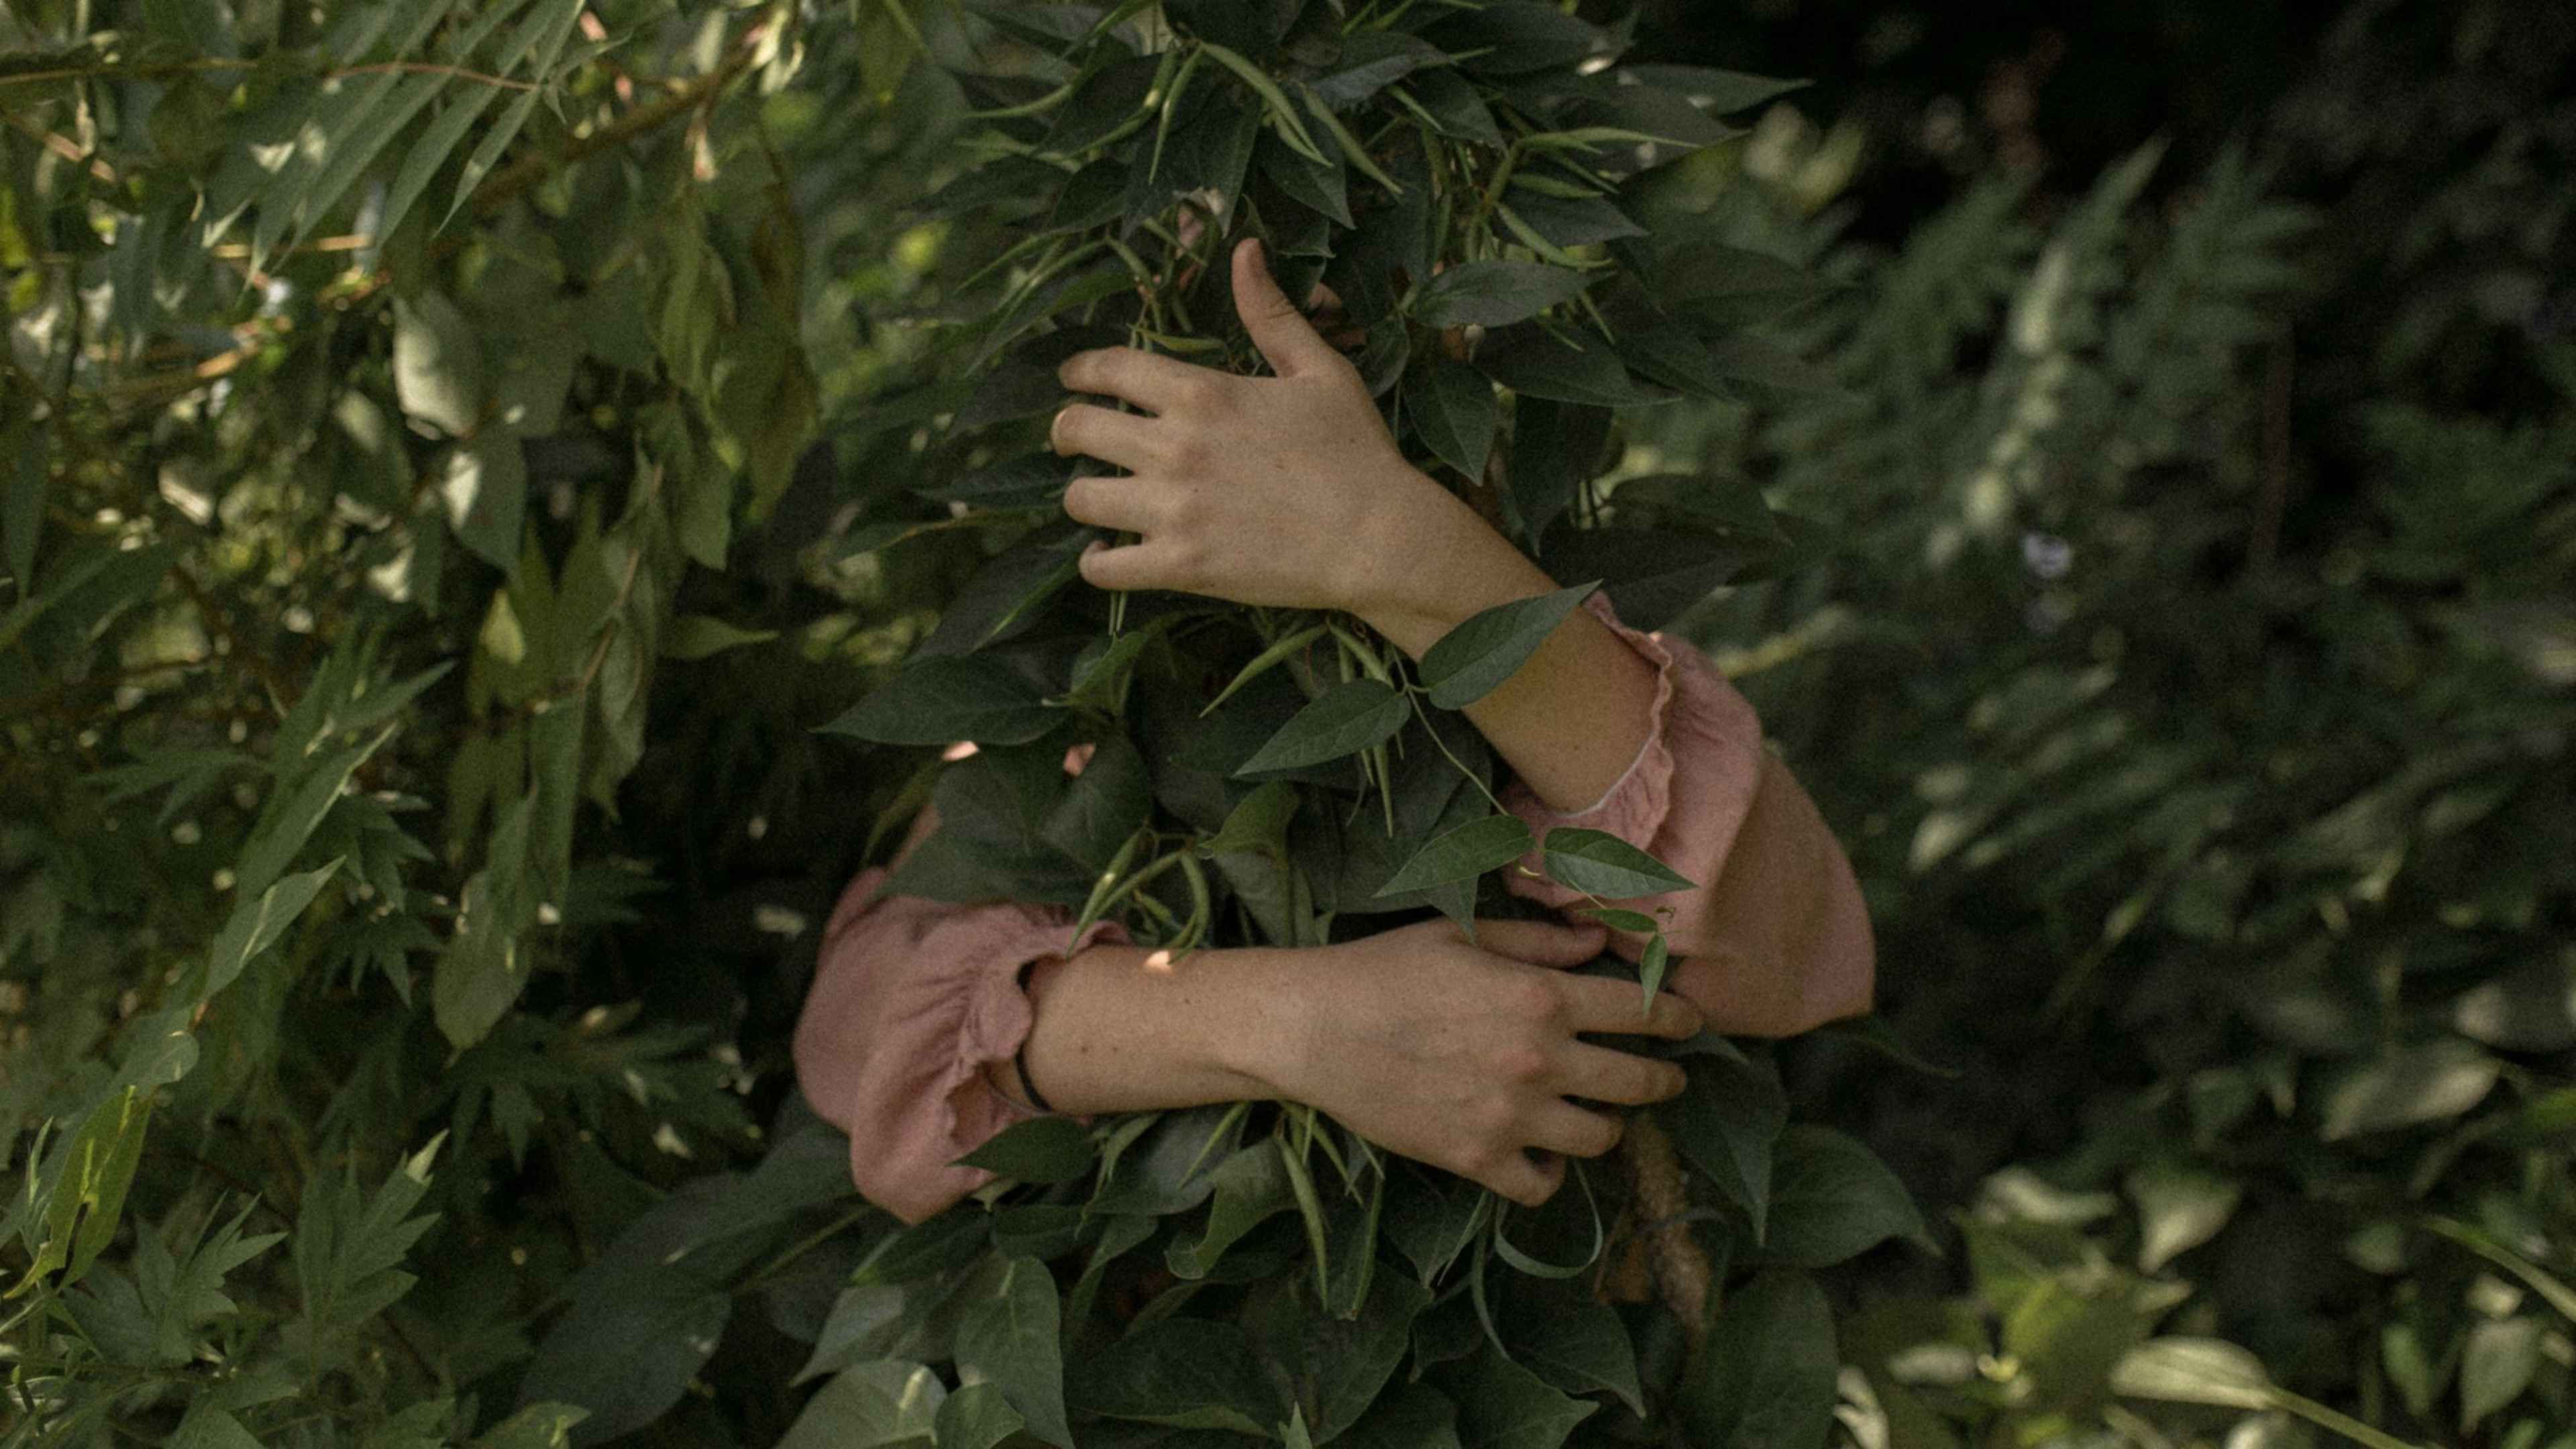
left=1051, top=237, right=1482, bottom=615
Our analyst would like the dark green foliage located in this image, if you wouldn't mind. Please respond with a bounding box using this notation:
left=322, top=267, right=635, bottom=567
left=6, top=2, right=2563, bottom=1448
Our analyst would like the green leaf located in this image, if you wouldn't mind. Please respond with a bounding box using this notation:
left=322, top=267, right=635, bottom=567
left=1399, top=69, right=1503, bottom=146
left=1312, top=31, right=1448, bottom=110
left=1503, top=1285, right=1646, bottom=1417
left=445, top=0, right=587, bottom=223
left=820, top=656, right=1061, bottom=747
left=1474, top=327, right=1674, bottom=407
left=204, top=861, right=343, bottom=1000
left=1659, top=1042, right=1786, bottom=1241
left=1539, top=828, right=1695, bottom=900
left=1760, top=1126, right=1932, bottom=1267
left=473, top=1405, right=590, bottom=1449
left=1505, top=398, right=1610, bottom=547
left=296, top=1135, right=445, bottom=1360
left=236, top=729, right=386, bottom=900
left=1040, top=54, right=1166, bottom=156
left=1167, top=1140, right=1295, bottom=1279
left=1197, top=42, right=1332, bottom=166
left=1375, top=814, right=1536, bottom=898
left=661, top=614, right=777, bottom=661
left=2108, top=1338, right=2275, bottom=1411
left=932, top=1383, right=1026, bottom=1449
left=780, top=1359, right=946, bottom=1449
left=1638, top=932, right=1671, bottom=1006
left=11, top=1085, right=154, bottom=1297
left=1409, top=360, right=1499, bottom=483
left=1678, top=1269, right=1837, bottom=1449
left=2127, top=1161, right=2242, bottom=1273
left=955, top=1257, right=1073, bottom=1448
left=1423, top=3, right=1602, bottom=76
left=1619, top=65, right=1811, bottom=116
left=1236, top=680, right=1411, bottom=775
left=2319, top=1040, right=2502, bottom=1139
left=376, top=84, right=502, bottom=246
left=1296, top=1266, right=1435, bottom=1440
left=435, top=431, right=529, bottom=570
left=1414, top=261, right=1595, bottom=330
left=1072, top=1318, right=1284, bottom=1435
left=392, top=291, right=484, bottom=437
left=1420, top=581, right=1597, bottom=710
left=1200, top=780, right=1301, bottom=858
left=1334, top=1385, right=1464, bottom=1449
left=957, top=1116, right=1097, bottom=1186
left=2461, top=1317, right=2542, bottom=1434
left=1444, top=1340, right=1598, bottom=1449
left=1203, top=624, right=1328, bottom=718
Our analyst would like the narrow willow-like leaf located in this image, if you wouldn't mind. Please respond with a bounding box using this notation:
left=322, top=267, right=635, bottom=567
left=1375, top=813, right=1535, bottom=898
left=1197, top=41, right=1333, bottom=166
left=1236, top=680, right=1409, bottom=775
left=1202, top=623, right=1327, bottom=716
left=1419, top=581, right=1598, bottom=710
left=1540, top=826, right=1696, bottom=898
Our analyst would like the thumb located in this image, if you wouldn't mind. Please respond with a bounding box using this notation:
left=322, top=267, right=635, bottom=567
left=1232, top=237, right=1336, bottom=377
left=1467, top=918, right=1611, bottom=969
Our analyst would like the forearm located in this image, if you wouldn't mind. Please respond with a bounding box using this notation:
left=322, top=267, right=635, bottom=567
left=1355, top=489, right=1660, bottom=813
left=981, top=942, right=1298, bottom=1116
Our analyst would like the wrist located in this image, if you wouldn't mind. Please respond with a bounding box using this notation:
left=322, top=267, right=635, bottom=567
left=1353, top=492, right=1558, bottom=658
left=1200, top=945, right=1314, bottom=1102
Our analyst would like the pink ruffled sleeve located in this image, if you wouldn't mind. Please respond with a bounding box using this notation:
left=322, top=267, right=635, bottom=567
left=792, top=867, right=1128, bottom=1225
left=1501, top=594, right=1875, bottom=1036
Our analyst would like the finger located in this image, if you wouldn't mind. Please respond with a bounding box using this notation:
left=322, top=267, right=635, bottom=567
left=1051, top=403, right=1162, bottom=472
left=1077, top=537, right=1187, bottom=593
left=1477, top=1148, right=1566, bottom=1210
left=1558, top=1041, right=1688, bottom=1107
left=1303, top=279, right=1344, bottom=313
left=1560, top=978, right=1706, bottom=1040
left=1526, top=1102, right=1624, bottom=1159
left=1060, top=347, right=1229, bottom=416
left=1063, top=474, right=1167, bottom=533
left=1232, top=237, right=1340, bottom=378
left=1466, top=918, right=1610, bottom=969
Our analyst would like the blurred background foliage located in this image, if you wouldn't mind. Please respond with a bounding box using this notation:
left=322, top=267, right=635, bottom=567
left=0, top=1, right=2568, bottom=1447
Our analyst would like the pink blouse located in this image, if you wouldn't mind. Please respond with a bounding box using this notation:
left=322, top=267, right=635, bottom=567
left=792, top=596, right=1874, bottom=1224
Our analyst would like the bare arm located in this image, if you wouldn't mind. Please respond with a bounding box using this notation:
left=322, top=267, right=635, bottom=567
left=1055, top=238, right=1658, bottom=813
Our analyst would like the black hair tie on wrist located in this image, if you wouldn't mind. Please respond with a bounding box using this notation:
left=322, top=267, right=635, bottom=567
left=1012, top=1040, right=1057, bottom=1116
left=1010, top=958, right=1057, bottom=1114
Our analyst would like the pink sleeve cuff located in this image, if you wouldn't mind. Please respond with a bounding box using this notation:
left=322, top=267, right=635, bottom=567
left=792, top=866, right=1127, bottom=1225
left=1500, top=593, right=1874, bottom=1034
left=1500, top=593, right=1764, bottom=941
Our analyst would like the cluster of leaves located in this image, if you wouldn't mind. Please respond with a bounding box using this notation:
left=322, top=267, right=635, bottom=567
left=783, top=2, right=1949, bottom=1446
left=0, top=0, right=1941, bottom=1444
left=1620, top=78, right=2575, bottom=1448
left=1, top=0, right=861, bottom=1442
left=11, top=2, right=2560, bottom=1449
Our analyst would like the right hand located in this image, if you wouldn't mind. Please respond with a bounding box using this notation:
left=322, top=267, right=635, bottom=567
left=1253, top=918, right=1703, bottom=1207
